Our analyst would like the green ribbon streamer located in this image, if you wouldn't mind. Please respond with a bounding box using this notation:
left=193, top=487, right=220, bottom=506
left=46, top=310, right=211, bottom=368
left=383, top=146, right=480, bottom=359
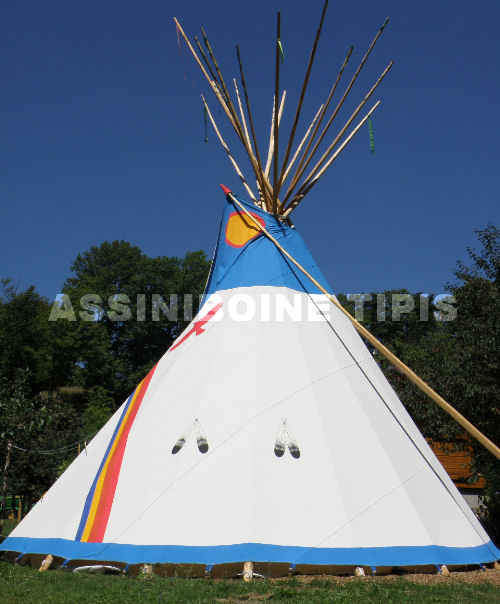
left=368, top=117, right=375, bottom=154
left=278, top=39, right=284, bottom=63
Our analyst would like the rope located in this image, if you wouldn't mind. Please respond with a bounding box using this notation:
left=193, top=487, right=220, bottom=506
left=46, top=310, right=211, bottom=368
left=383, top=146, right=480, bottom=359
left=10, top=431, right=98, bottom=455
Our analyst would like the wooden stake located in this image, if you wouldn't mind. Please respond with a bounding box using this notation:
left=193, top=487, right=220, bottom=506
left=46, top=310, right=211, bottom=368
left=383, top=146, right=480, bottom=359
left=265, top=91, right=287, bottom=178
left=272, top=12, right=282, bottom=212
left=282, top=18, right=390, bottom=206
left=285, top=61, right=393, bottom=209
left=141, top=563, right=153, bottom=577
left=39, top=554, right=53, bottom=572
left=225, top=191, right=500, bottom=460
left=283, top=101, right=381, bottom=216
left=243, top=561, right=254, bottom=582
left=282, top=45, right=353, bottom=207
left=202, top=96, right=257, bottom=203
left=276, top=0, right=329, bottom=198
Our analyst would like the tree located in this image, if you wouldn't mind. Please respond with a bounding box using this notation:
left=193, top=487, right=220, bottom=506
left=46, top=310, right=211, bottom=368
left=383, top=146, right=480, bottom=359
left=61, top=241, right=210, bottom=405
left=0, top=370, right=79, bottom=519
left=0, top=280, right=77, bottom=394
left=446, top=225, right=499, bottom=542
left=381, top=225, right=499, bottom=542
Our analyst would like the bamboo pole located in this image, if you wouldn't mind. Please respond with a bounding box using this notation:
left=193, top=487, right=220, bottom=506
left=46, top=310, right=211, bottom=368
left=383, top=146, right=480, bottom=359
left=283, top=101, right=381, bottom=217
left=272, top=12, right=282, bottom=212
left=173, top=18, right=271, bottom=207
left=265, top=91, right=287, bottom=178
left=276, top=0, right=329, bottom=199
left=280, top=45, right=353, bottom=210
left=224, top=191, right=500, bottom=460
left=282, top=18, right=390, bottom=206
left=285, top=61, right=393, bottom=210
left=202, top=96, right=257, bottom=202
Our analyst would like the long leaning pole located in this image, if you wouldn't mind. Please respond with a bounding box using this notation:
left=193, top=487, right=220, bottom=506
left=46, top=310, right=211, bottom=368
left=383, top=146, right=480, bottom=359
left=223, top=189, right=500, bottom=460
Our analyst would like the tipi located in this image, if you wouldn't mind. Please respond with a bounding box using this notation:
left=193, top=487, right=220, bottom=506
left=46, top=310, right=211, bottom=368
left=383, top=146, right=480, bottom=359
left=2, top=4, right=499, bottom=573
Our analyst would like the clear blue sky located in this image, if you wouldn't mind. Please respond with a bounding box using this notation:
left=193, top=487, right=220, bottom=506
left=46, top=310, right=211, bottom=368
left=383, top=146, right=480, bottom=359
left=2, top=0, right=499, bottom=300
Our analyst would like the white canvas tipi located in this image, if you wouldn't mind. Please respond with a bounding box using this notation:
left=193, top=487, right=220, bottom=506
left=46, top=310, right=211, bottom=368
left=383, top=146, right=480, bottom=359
left=2, top=192, right=499, bottom=568
left=2, top=5, right=499, bottom=571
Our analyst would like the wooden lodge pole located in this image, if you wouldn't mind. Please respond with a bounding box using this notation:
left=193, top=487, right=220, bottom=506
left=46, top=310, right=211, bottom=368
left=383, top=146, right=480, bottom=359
left=280, top=103, right=324, bottom=185
left=282, top=101, right=381, bottom=217
left=272, top=12, right=282, bottom=212
left=290, top=62, right=393, bottom=203
left=282, top=18, right=390, bottom=207
left=276, top=0, right=329, bottom=197
left=173, top=18, right=272, bottom=208
left=278, top=45, right=353, bottom=210
left=226, top=191, right=500, bottom=460
left=201, top=95, right=257, bottom=202
left=265, top=91, right=287, bottom=179
left=236, top=44, right=275, bottom=209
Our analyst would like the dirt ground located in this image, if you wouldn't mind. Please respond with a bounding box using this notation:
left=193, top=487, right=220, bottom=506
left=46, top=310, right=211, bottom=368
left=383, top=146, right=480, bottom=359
left=279, top=567, right=500, bottom=586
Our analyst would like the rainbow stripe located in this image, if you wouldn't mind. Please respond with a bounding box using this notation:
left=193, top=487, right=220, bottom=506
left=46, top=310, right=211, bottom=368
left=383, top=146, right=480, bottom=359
left=76, top=366, right=157, bottom=543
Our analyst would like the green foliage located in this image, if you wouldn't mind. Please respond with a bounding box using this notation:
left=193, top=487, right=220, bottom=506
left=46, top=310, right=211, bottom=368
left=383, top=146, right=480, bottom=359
left=0, top=281, right=75, bottom=393
left=61, top=241, right=210, bottom=403
left=379, top=225, right=500, bottom=542
left=0, top=370, right=79, bottom=512
left=80, top=387, right=114, bottom=440
left=446, top=225, right=499, bottom=542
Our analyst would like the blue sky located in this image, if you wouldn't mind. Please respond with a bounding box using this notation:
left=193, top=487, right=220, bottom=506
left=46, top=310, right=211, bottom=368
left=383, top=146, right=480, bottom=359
left=2, top=0, right=499, bottom=300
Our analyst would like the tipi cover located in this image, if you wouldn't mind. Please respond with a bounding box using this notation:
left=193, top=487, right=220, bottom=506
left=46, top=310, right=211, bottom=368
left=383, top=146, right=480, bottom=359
left=2, top=194, right=499, bottom=568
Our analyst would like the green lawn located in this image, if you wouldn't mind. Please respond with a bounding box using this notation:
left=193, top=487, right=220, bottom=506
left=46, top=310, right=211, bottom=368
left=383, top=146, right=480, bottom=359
left=0, top=563, right=498, bottom=603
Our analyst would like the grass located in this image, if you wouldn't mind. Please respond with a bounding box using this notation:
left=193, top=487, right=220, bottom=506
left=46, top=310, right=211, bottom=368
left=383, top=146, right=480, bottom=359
left=0, top=563, right=499, bottom=603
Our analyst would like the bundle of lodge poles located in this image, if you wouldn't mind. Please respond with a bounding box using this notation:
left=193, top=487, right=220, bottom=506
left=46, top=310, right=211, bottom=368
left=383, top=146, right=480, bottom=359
left=174, top=2, right=390, bottom=217
left=173, top=3, right=499, bottom=460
